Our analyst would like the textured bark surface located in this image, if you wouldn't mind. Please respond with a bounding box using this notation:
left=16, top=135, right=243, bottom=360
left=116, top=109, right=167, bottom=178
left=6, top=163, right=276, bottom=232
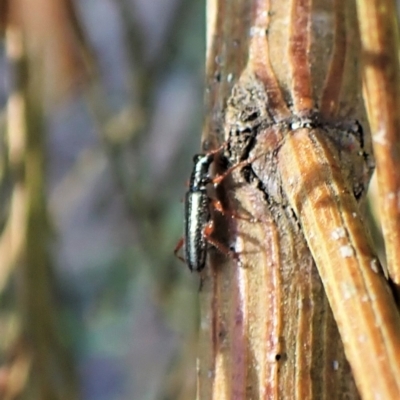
left=279, top=129, right=400, bottom=400
left=197, top=0, right=373, bottom=399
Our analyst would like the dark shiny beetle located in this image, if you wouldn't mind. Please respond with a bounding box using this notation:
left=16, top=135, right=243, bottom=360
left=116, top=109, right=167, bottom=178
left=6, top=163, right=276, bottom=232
left=175, top=152, right=215, bottom=272
left=175, top=146, right=245, bottom=272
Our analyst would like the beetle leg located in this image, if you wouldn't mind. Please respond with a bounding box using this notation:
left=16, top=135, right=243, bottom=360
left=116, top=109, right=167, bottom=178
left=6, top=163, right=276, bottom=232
left=212, top=153, right=263, bottom=186
left=211, top=199, right=224, bottom=214
left=203, top=220, right=241, bottom=264
left=210, top=198, right=256, bottom=222
left=174, top=237, right=186, bottom=263
left=205, top=142, right=228, bottom=157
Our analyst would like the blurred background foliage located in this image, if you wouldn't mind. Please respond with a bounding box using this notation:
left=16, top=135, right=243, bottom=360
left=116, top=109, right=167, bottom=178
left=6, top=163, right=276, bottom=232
left=0, top=0, right=203, bottom=399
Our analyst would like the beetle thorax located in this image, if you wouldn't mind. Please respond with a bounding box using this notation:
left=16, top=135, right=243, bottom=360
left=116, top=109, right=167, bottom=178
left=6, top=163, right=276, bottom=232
left=190, top=154, right=214, bottom=191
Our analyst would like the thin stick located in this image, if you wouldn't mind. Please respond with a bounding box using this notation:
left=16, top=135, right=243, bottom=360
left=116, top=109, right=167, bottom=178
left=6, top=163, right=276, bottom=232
left=355, top=0, right=400, bottom=293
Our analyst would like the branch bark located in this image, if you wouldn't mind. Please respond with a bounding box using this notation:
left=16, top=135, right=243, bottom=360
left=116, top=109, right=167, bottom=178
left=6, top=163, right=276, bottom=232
left=198, top=0, right=400, bottom=398
left=198, top=0, right=372, bottom=398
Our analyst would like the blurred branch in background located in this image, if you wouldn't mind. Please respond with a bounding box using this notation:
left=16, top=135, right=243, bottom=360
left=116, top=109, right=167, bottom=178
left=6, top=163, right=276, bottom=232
left=355, top=0, right=400, bottom=300
left=85, top=0, right=198, bottom=288
left=0, top=0, right=206, bottom=398
left=1, top=20, right=78, bottom=400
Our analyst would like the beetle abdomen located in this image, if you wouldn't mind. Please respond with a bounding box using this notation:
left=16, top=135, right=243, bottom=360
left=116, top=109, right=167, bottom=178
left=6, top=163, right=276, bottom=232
left=185, top=190, right=210, bottom=271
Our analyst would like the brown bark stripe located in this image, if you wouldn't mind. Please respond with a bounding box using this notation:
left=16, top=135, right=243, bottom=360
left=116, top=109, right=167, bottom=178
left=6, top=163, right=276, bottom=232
left=320, top=0, right=346, bottom=117
left=289, top=0, right=314, bottom=113
left=249, top=0, right=291, bottom=120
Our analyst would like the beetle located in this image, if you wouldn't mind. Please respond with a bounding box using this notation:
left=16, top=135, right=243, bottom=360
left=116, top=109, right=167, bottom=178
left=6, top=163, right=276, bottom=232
left=174, top=145, right=250, bottom=272
left=174, top=152, right=215, bottom=272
